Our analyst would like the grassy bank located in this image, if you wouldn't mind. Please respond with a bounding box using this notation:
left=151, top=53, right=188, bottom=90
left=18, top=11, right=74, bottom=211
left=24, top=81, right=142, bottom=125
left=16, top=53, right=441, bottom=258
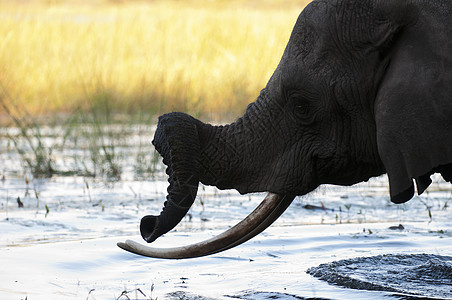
left=0, top=0, right=309, bottom=121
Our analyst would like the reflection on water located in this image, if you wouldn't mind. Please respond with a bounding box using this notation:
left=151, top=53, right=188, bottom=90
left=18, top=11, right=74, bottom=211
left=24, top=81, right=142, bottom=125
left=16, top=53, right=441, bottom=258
left=0, top=125, right=451, bottom=299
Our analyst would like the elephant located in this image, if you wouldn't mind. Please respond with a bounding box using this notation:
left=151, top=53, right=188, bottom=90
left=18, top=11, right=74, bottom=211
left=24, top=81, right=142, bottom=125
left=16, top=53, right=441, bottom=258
left=118, top=0, right=452, bottom=258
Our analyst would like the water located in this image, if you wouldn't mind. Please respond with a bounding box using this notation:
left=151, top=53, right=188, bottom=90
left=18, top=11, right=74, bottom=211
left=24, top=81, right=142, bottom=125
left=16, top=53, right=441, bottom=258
left=0, top=125, right=451, bottom=299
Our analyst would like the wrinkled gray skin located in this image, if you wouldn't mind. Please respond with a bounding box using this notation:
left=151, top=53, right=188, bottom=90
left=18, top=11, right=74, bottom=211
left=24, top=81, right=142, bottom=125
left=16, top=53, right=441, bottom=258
left=141, top=0, right=452, bottom=243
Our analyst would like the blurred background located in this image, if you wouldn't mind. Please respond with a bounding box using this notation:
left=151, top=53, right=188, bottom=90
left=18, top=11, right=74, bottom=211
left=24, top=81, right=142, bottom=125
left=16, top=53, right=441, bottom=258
left=0, top=0, right=310, bottom=123
left=0, top=0, right=310, bottom=180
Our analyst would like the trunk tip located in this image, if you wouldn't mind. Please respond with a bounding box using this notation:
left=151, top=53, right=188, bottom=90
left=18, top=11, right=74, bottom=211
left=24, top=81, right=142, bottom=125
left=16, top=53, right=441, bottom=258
left=140, top=215, right=160, bottom=243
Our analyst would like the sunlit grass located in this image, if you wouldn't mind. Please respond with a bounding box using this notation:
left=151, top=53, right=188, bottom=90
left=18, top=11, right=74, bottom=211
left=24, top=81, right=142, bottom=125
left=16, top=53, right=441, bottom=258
left=0, top=0, right=310, bottom=120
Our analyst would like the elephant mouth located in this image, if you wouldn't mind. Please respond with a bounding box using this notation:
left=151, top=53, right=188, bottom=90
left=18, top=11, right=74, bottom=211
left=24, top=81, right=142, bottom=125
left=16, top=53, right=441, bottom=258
left=117, top=193, right=295, bottom=259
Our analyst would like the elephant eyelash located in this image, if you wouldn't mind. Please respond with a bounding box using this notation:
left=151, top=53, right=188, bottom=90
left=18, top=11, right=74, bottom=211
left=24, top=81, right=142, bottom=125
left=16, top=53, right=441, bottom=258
left=290, top=100, right=317, bottom=126
left=295, top=104, right=310, bottom=115
left=283, top=87, right=319, bottom=124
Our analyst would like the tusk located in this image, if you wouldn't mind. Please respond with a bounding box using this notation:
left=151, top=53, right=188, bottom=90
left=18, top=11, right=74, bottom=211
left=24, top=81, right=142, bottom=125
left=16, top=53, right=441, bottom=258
left=117, top=193, right=295, bottom=259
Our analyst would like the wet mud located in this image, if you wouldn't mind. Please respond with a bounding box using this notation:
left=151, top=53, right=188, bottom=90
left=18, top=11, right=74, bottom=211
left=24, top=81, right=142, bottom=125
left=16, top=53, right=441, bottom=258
left=307, top=254, right=452, bottom=299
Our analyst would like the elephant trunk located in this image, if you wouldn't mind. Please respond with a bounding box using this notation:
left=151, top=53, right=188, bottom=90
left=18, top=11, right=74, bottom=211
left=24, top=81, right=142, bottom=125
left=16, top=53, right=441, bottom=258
left=140, top=113, right=201, bottom=243
left=141, top=88, right=288, bottom=244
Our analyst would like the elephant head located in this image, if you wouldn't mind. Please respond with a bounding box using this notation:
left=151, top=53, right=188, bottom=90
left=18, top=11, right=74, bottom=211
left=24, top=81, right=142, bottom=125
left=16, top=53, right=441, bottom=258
left=118, top=0, right=452, bottom=258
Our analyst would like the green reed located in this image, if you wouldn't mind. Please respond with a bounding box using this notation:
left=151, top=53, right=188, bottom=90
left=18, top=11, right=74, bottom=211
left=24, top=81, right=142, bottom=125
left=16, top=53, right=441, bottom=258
left=1, top=92, right=160, bottom=181
left=0, top=88, right=56, bottom=177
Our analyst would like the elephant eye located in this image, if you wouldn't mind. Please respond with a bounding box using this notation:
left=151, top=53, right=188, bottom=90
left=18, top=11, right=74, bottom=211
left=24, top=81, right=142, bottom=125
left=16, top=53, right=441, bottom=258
left=290, top=98, right=316, bottom=125
left=283, top=87, right=319, bottom=125
left=295, top=104, right=310, bottom=116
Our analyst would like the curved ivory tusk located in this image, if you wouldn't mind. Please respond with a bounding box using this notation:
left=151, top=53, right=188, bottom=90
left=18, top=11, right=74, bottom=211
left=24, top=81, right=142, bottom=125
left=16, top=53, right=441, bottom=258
left=117, top=193, right=295, bottom=259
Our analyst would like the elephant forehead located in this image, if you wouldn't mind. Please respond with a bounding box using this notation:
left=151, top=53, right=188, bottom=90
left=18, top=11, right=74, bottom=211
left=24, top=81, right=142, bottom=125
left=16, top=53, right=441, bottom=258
left=282, top=1, right=338, bottom=66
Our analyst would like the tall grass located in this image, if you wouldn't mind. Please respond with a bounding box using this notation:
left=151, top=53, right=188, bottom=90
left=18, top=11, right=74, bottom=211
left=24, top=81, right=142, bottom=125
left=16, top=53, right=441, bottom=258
left=0, top=0, right=309, bottom=178
left=0, top=89, right=56, bottom=177
left=0, top=0, right=309, bottom=120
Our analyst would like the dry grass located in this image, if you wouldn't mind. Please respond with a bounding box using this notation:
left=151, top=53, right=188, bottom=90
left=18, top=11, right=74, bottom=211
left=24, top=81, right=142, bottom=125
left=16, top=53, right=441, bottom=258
left=0, top=0, right=310, bottom=120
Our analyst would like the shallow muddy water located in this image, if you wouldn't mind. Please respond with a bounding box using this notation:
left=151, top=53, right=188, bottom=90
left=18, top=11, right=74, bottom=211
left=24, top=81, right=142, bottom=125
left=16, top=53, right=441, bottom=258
left=0, top=125, right=451, bottom=299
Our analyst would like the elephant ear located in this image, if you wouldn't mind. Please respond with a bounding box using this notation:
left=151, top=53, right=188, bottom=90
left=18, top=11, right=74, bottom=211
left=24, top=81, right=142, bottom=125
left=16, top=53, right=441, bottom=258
left=374, top=6, right=452, bottom=203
